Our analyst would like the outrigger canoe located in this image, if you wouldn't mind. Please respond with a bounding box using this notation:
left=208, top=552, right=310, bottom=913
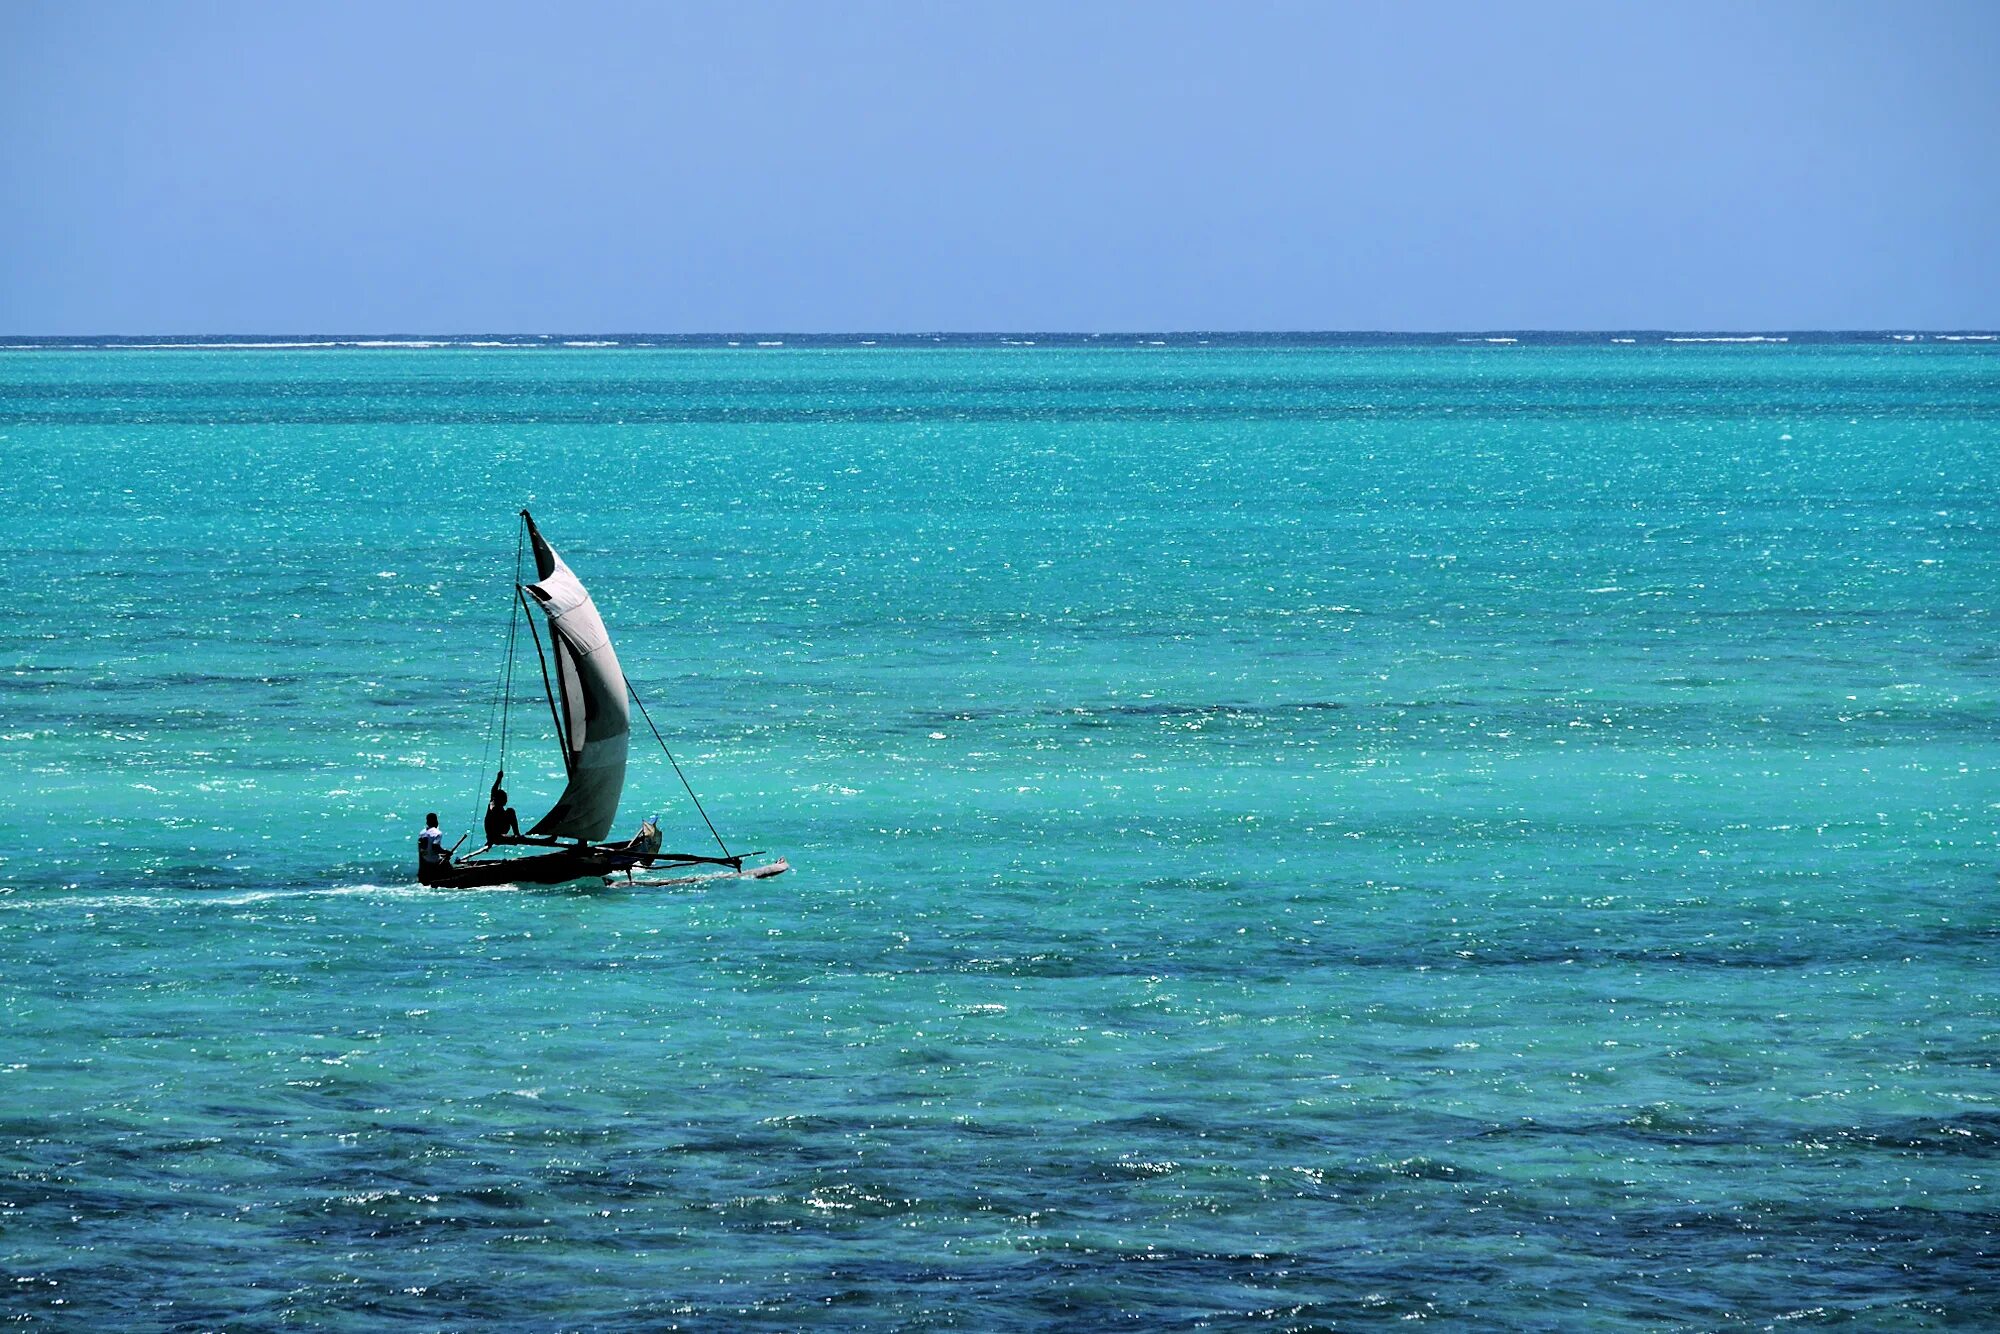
left=416, top=510, right=787, bottom=890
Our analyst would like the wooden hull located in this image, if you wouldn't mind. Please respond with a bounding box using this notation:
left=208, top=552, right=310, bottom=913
left=419, top=845, right=644, bottom=888
left=418, top=848, right=788, bottom=889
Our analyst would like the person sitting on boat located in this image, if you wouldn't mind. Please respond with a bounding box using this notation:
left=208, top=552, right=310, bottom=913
left=485, top=771, right=524, bottom=843
left=627, top=815, right=663, bottom=866
left=418, top=813, right=449, bottom=875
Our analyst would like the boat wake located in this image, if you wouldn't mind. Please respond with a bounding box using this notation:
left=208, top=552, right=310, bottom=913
left=0, top=860, right=788, bottom=912
left=0, top=882, right=451, bottom=913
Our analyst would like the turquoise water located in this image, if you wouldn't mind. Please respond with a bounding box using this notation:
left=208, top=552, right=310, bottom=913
left=2, top=343, right=1996, bottom=1327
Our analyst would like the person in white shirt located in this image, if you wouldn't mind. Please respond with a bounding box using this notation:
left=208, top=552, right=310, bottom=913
left=418, top=812, right=448, bottom=875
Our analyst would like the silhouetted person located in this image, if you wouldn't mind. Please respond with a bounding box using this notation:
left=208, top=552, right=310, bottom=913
left=485, top=771, right=523, bottom=843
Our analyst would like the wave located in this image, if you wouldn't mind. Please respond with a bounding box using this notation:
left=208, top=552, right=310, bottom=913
left=66, top=339, right=463, bottom=350
left=1663, top=335, right=1788, bottom=343
left=0, top=337, right=576, bottom=352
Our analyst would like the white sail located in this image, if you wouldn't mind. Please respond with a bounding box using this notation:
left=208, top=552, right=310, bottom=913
left=520, top=511, right=630, bottom=841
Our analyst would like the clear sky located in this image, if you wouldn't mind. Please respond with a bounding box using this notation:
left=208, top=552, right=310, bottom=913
left=3, top=0, right=1996, bottom=333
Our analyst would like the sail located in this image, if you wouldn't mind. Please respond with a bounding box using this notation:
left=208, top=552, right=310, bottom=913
left=519, top=510, right=630, bottom=841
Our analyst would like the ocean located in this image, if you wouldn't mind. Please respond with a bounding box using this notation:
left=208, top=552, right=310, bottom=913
left=1, top=338, right=1995, bottom=1327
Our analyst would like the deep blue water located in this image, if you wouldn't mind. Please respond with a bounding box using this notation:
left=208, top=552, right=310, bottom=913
left=1, top=342, right=1996, bottom=1327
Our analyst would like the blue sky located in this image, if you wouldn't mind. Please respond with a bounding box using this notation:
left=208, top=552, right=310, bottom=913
left=2, top=1, right=1996, bottom=333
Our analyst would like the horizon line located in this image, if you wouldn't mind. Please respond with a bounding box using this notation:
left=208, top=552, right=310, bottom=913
left=4, top=328, right=1997, bottom=344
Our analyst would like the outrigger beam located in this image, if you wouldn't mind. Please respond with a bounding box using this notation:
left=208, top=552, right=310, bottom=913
left=464, top=838, right=742, bottom=865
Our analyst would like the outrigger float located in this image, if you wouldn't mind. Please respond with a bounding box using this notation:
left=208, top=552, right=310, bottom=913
left=418, top=510, right=787, bottom=889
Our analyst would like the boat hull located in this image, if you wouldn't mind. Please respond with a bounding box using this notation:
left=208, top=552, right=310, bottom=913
left=419, top=845, right=644, bottom=888
left=418, top=847, right=786, bottom=890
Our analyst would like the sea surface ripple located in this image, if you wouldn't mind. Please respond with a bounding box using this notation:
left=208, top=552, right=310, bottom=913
left=1, top=343, right=1996, bottom=1328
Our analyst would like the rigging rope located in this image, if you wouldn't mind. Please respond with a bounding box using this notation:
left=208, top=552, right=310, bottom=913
left=470, top=520, right=528, bottom=836
left=497, top=522, right=522, bottom=766
left=472, top=660, right=503, bottom=835
left=628, top=679, right=732, bottom=859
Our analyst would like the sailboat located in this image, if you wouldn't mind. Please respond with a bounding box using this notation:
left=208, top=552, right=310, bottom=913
left=418, top=510, right=788, bottom=889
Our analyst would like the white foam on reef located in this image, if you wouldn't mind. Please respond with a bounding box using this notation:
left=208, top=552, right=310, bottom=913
left=80, top=339, right=490, bottom=350
left=1458, top=337, right=1517, bottom=343
left=756, top=341, right=784, bottom=347
left=1664, top=336, right=1788, bottom=343
left=125, top=341, right=350, bottom=349
left=563, top=340, right=617, bottom=347
left=1611, top=338, right=1637, bottom=343
left=1936, top=334, right=1996, bottom=341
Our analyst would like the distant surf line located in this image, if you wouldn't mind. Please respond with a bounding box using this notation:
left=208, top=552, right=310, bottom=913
left=2, top=331, right=1995, bottom=351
